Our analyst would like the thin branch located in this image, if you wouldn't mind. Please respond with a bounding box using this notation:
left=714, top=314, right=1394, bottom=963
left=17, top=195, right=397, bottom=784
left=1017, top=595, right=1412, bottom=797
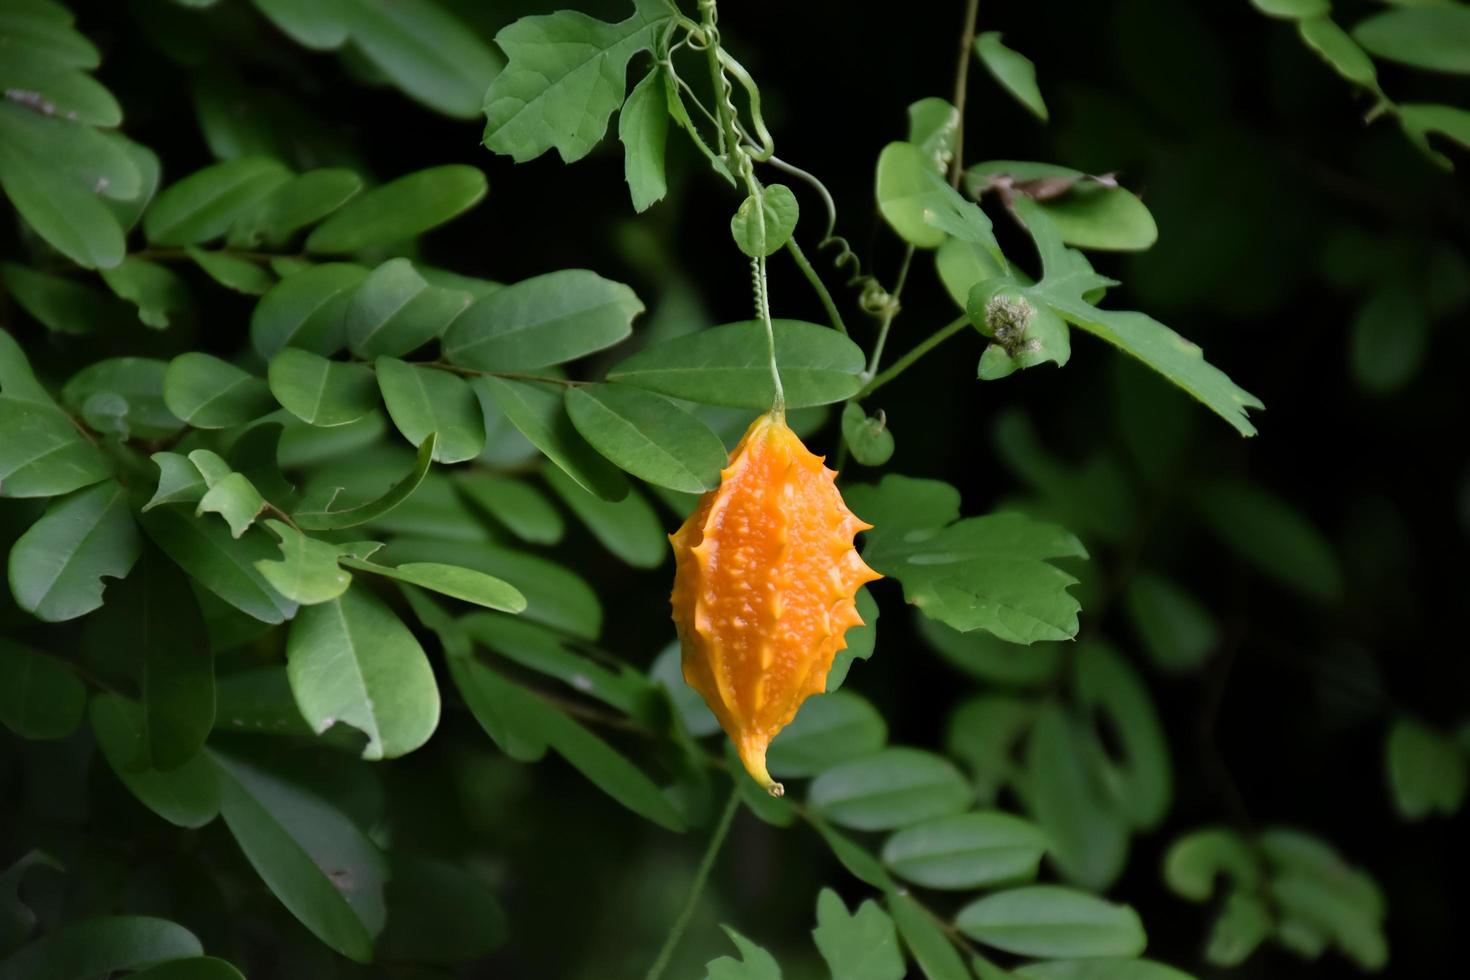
left=859, top=315, right=969, bottom=398
left=786, top=238, right=848, bottom=335
left=950, top=0, right=981, bottom=188
left=644, top=788, right=741, bottom=980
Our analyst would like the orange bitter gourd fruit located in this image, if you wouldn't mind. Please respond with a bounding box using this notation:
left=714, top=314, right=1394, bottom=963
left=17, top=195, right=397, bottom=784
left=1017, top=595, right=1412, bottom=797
left=670, top=411, right=881, bottom=796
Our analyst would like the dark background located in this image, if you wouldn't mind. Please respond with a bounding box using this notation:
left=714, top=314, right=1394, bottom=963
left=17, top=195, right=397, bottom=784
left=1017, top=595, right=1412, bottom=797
left=23, top=0, right=1470, bottom=977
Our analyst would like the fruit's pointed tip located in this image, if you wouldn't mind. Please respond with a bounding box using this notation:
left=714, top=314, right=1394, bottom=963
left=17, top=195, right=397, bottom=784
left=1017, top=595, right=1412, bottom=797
left=767, top=780, right=786, bottom=798
left=737, top=734, right=780, bottom=797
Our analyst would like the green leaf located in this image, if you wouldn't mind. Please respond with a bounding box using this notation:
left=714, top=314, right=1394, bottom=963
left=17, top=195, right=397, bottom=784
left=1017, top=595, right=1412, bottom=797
left=138, top=506, right=297, bottom=624
left=294, top=433, right=435, bottom=530
left=214, top=749, right=387, bottom=962
left=0, top=641, right=84, bottom=740
left=704, top=926, right=783, bottom=980
left=565, top=383, right=725, bottom=494
left=268, top=348, right=378, bottom=427
left=1298, top=16, right=1377, bottom=86
left=233, top=168, right=364, bottom=247
left=162, top=353, right=275, bottom=429
left=651, top=642, right=720, bottom=738
left=1205, top=893, right=1270, bottom=967
left=825, top=587, right=879, bottom=692
left=767, top=691, right=887, bottom=779
left=379, top=856, right=507, bottom=964
left=460, top=612, right=650, bottom=716
left=342, top=0, right=504, bottom=119
left=1163, top=828, right=1261, bottom=901
left=956, top=886, right=1146, bottom=959
left=1, top=261, right=125, bottom=335
left=0, top=50, right=119, bottom=125
left=607, top=319, right=866, bottom=409
left=0, top=916, right=202, bottom=980
left=125, top=958, right=245, bottom=980
left=619, top=67, right=669, bottom=211
left=1008, top=198, right=1262, bottom=436
left=811, top=817, right=895, bottom=889
left=249, top=0, right=350, bottom=48
left=446, top=651, right=550, bottom=760
left=1074, top=643, right=1171, bottom=830
left=975, top=32, right=1048, bottom=121
left=541, top=465, right=665, bottom=568
left=730, top=184, right=800, bottom=258
left=1026, top=705, right=1129, bottom=890
left=187, top=450, right=265, bottom=538
left=848, top=475, right=1087, bottom=643
left=1265, top=839, right=1387, bottom=970
left=375, top=357, right=485, bottom=463
left=0, top=4, right=99, bottom=67
left=306, top=164, right=486, bottom=253
left=1016, top=960, right=1197, bottom=980
left=876, top=141, right=964, bottom=249
left=62, top=357, right=182, bottom=439
left=98, top=257, right=192, bottom=330
left=1123, top=573, right=1218, bottom=672
left=345, top=257, right=472, bottom=358
left=454, top=472, right=565, bottom=544
left=970, top=163, right=1157, bottom=252
left=475, top=377, right=629, bottom=501
left=1398, top=101, right=1470, bottom=169
left=841, top=402, right=895, bottom=467
left=0, top=331, right=111, bottom=497
left=812, top=889, right=905, bottom=980
left=482, top=0, right=674, bottom=163
left=286, top=584, right=441, bottom=759
left=1250, top=0, right=1329, bottom=19
left=809, top=747, right=972, bottom=831
left=1386, top=717, right=1468, bottom=819
left=250, top=262, right=369, bottom=359
left=882, top=812, right=1047, bottom=890
left=887, top=890, right=971, bottom=980
left=442, top=269, right=642, bottom=371
left=90, top=693, right=220, bottom=827
left=921, top=616, right=1061, bottom=687
left=906, top=97, right=961, bottom=176
left=1354, top=5, right=1470, bottom=74
left=0, top=850, right=62, bottom=957
left=0, top=109, right=126, bottom=269
left=946, top=694, right=1037, bottom=805
left=1195, top=479, right=1342, bottom=600
left=213, top=667, right=313, bottom=737
left=342, top=557, right=526, bottom=613
left=1351, top=277, right=1429, bottom=393
left=8, top=480, right=139, bottom=622
left=254, top=520, right=354, bottom=605
left=144, top=156, right=292, bottom=246
left=187, top=247, right=275, bottom=295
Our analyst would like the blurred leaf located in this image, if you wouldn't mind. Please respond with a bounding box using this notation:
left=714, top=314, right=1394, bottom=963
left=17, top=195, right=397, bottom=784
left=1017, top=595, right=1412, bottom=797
left=1205, top=892, right=1271, bottom=967
left=376, top=357, right=485, bottom=463
left=460, top=612, right=649, bottom=715
left=608, top=319, right=865, bottom=410
left=1163, top=828, right=1261, bottom=901
left=730, top=184, right=799, bottom=258
left=379, top=856, right=507, bottom=963
left=1386, top=717, right=1467, bottom=819
left=946, top=694, right=1037, bottom=804
left=975, top=32, right=1048, bottom=121
left=249, top=0, right=350, bottom=48
left=0, top=916, right=201, bottom=980
left=1124, top=573, right=1218, bottom=672
left=443, top=269, right=642, bottom=371
left=1016, top=960, right=1196, bottom=980
left=214, top=749, right=387, bottom=962
left=566, top=383, right=726, bottom=493
left=234, top=168, right=364, bottom=247
left=920, top=615, right=1061, bottom=687
left=906, top=97, right=960, bottom=175
left=705, top=926, right=782, bottom=980
left=342, top=0, right=504, bottom=119
left=1298, top=17, right=1378, bottom=86
left=287, top=584, right=440, bottom=759
left=542, top=465, right=665, bottom=568
left=1196, top=479, right=1343, bottom=601
left=0, top=850, right=62, bottom=954
left=126, top=958, right=245, bottom=980
left=887, top=890, right=970, bottom=980
left=269, top=348, right=378, bottom=427
left=841, top=402, right=895, bottom=467
left=620, top=67, right=668, bottom=211
left=0, top=641, right=84, bottom=740
left=455, top=472, right=565, bottom=544
left=811, top=817, right=895, bottom=889
left=251, top=262, right=368, bottom=359
left=144, top=156, right=291, bottom=245
left=812, top=889, right=905, bottom=980
left=482, top=0, right=673, bottom=163
left=0, top=50, right=119, bottom=125
left=294, top=432, right=435, bottom=530
left=651, top=642, right=720, bottom=738
left=883, top=812, right=1047, bottom=890
left=1, top=262, right=125, bottom=335
left=955, top=886, right=1146, bottom=958
left=187, top=247, right=274, bottom=295
left=848, top=475, right=1087, bottom=643
left=767, top=691, right=887, bottom=779
left=139, top=505, right=297, bottom=624
left=993, top=412, right=1133, bottom=542
left=63, top=358, right=183, bottom=439
left=826, top=587, right=879, bottom=692
left=809, top=748, right=972, bottom=831
left=1250, top=0, right=1328, bottom=19
left=90, top=694, right=220, bottom=828
left=345, top=258, right=472, bottom=358
left=8, top=480, right=138, bottom=622
left=475, top=377, right=629, bottom=501
left=99, top=258, right=192, bottom=329
left=1354, top=5, right=1470, bottom=73
left=306, top=164, right=486, bottom=253
left=1351, top=277, right=1429, bottom=393
left=1398, top=102, right=1470, bottom=169
left=1026, top=704, right=1129, bottom=890
left=162, top=353, right=275, bottom=429
left=0, top=331, right=111, bottom=497
left=1074, top=642, right=1171, bottom=830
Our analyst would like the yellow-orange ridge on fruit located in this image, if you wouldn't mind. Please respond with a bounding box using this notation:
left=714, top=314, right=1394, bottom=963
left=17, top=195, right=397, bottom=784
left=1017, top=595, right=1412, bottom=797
left=670, top=410, right=881, bottom=796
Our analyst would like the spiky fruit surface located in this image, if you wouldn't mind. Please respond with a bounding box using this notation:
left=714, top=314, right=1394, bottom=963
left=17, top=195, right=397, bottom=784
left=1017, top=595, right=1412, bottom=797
left=670, top=411, right=881, bottom=795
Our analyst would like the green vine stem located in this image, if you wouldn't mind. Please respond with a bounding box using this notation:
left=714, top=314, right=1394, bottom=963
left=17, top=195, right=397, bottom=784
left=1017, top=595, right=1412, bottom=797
left=858, top=314, right=970, bottom=398
left=785, top=237, right=848, bottom=335
left=644, top=787, right=742, bottom=980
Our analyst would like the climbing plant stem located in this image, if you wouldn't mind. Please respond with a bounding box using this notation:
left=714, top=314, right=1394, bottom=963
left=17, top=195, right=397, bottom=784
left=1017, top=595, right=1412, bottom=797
left=644, top=788, right=742, bottom=980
